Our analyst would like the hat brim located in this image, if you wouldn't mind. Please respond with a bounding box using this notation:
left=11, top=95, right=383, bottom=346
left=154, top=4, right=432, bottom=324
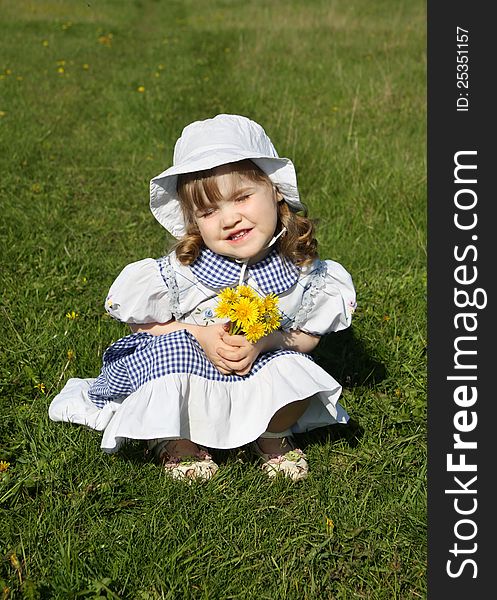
left=150, top=151, right=303, bottom=238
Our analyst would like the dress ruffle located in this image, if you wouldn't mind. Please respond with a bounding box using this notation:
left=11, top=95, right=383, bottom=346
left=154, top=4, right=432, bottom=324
left=50, top=330, right=349, bottom=451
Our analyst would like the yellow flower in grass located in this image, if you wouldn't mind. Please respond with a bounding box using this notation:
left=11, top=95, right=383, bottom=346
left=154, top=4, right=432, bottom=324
left=326, top=517, right=335, bottom=534
left=231, top=297, right=259, bottom=329
left=0, top=461, right=10, bottom=472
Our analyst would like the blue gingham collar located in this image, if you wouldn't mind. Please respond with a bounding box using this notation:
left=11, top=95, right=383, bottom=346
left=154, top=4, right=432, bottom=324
left=191, top=247, right=300, bottom=294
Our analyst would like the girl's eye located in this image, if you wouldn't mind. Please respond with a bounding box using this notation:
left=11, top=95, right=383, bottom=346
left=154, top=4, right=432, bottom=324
left=235, top=194, right=250, bottom=203
left=197, top=206, right=217, bottom=218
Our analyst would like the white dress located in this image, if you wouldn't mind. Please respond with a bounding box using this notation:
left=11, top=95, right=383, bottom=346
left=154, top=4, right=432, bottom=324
left=49, top=248, right=356, bottom=452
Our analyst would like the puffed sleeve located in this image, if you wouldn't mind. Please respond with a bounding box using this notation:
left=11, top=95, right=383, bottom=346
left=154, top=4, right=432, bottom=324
left=104, top=259, right=173, bottom=324
left=295, top=259, right=357, bottom=336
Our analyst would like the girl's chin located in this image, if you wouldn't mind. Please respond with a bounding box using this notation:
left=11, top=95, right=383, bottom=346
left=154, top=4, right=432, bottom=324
left=228, top=248, right=272, bottom=264
left=212, top=236, right=274, bottom=262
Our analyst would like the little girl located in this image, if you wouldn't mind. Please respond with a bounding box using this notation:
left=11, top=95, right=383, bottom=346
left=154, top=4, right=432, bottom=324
left=49, top=114, right=356, bottom=482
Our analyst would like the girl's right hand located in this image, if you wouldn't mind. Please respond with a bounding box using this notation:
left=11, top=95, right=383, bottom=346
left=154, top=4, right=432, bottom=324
left=194, top=323, right=234, bottom=375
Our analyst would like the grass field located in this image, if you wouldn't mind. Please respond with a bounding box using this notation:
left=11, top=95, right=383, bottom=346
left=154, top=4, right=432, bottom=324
left=0, top=0, right=426, bottom=598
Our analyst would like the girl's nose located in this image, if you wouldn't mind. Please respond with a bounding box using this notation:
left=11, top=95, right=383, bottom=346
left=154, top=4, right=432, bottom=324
left=221, top=205, right=242, bottom=228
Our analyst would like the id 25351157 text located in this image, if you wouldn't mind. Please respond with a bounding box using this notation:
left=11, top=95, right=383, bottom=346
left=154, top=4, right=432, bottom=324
left=456, top=26, right=469, bottom=111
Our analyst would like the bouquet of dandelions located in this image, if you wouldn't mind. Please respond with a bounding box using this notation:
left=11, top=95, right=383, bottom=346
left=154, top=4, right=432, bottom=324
left=214, top=285, right=282, bottom=343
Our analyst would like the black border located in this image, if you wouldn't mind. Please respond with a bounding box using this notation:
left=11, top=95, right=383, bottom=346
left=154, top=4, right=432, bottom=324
left=428, top=3, right=493, bottom=596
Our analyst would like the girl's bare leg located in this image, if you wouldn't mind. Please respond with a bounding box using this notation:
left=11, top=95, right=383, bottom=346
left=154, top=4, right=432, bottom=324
left=257, top=398, right=310, bottom=454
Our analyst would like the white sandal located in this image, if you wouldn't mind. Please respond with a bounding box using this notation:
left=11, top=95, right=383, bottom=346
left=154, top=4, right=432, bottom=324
left=148, top=439, right=219, bottom=481
left=251, top=429, right=308, bottom=481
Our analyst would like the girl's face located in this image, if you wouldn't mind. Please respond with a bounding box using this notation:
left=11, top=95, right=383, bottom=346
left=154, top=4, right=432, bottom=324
left=193, top=164, right=282, bottom=263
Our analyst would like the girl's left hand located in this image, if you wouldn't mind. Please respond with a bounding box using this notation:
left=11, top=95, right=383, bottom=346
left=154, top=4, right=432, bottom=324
left=216, top=333, right=262, bottom=376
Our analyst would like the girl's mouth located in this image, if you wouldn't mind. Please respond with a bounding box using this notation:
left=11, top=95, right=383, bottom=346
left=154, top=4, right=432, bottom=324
left=227, top=229, right=252, bottom=242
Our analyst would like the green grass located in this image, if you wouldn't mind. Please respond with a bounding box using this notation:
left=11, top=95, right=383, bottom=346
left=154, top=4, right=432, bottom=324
left=0, top=0, right=426, bottom=598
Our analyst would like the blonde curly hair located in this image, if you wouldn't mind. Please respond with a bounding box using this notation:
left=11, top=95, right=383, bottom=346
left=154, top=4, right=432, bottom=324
left=172, top=159, right=318, bottom=267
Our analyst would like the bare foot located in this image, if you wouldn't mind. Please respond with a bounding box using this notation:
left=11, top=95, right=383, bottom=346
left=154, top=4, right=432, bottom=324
left=256, top=435, right=293, bottom=456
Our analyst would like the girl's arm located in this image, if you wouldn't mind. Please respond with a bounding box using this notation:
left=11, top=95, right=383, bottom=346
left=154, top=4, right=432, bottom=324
left=256, top=329, right=320, bottom=354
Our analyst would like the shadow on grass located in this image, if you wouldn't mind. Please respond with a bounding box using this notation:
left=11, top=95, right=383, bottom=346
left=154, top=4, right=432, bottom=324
left=295, top=418, right=364, bottom=452
left=313, top=327, right=385, bottom=389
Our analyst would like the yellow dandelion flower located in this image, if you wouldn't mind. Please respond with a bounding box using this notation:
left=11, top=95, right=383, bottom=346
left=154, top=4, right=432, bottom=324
left=66, top=310, right=79, bottom=319
left=231, top=297, right=259, bottom=328
left=218, top=287, right=239, bottom=303
left=215, top=298, right=234, bottom=320
left=261, top=294, right=278, bottom=312
left=137, top=85, right=145, bottom=93
left=0, top=461, right=10, bottom=472
left=82, top=63, right=90, bottom=70
left=9, top=552, right=21, bottom=572
left=262, top=310, right=281, bottom=334
left=34, top=383, right=46, bottom=394
left=98, top=34, right=113, bottom=46
left=57, top=67, right=65, bottom=74
left=245, top=321, right=266, bottom=344
left=237, top=285, right=257, bottom=299
left=215, top=287, right=281, bottom=342
left=326, top=517, right=335, bottom=534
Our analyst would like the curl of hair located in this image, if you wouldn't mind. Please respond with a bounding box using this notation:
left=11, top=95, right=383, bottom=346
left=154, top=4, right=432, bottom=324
left=174, top=226, right=204, bottom=265
left=277, top=202, right=318, bottom=267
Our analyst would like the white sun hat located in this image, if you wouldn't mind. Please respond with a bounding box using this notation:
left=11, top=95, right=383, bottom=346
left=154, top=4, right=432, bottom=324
left=150, top=114, right=304, bottom=238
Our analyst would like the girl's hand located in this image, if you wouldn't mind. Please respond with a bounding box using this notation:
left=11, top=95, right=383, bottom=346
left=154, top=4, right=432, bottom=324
left=194, top=323, right=236, bottom=376
left=216, top=333, right=262, bottom=376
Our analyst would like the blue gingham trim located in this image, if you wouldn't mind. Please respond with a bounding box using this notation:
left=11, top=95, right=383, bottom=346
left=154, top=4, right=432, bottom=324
left=190, top=248, right=300, bottom=294
left=87, top=330, right=310, bottom=408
